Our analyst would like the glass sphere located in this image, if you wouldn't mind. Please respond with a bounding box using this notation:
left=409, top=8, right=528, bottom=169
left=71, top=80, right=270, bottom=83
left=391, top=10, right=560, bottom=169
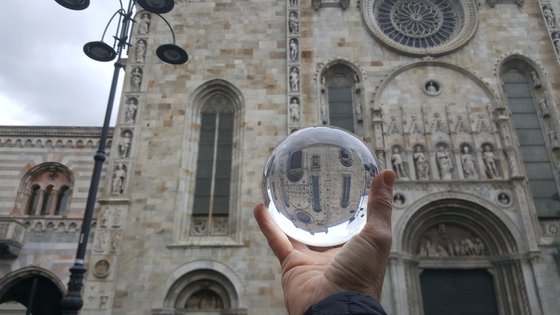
left=262, top=126, right=381, bottom=247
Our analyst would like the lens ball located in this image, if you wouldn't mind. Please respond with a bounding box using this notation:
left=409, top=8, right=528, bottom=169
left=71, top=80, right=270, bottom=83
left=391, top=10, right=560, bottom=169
left=262, top=126, right=381, bottom=247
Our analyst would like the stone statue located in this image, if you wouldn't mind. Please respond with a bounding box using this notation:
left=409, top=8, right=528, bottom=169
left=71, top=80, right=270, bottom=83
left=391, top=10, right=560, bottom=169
left=288, top=11, right=299, bottom=34
left=290, top=0, right=298, bottom=6
left=530, top=71, right=541, bottom=89
left=125, top=97, right=138, bottom=123
left=461, top=146, right=477, bottom=179
left=137, top=13, right=151, bottom=35
left=289, top=97, right=300, bottom=123
left=543, top=5, right=556, bottom=27
left=498, top=192, right=510, bottom=205
left=409, top=115, right=423, bottom=134
left=289, top=38, right=298, bottom=62
left=539, top=98, right=551, bottom=118
left=135, top=39, right=146, bottom=63
left=413, top=146, right=429, bottom=180
left=482, top=145, right=500, bottom=179
left=425, top=81, right=439, bottom=95
left=112, top=163, right=127, bottom=194
left=119, top=132, right=132, bottom=158
left=289, top=67, right=299, bottom=92
left=436, top=146, right=453, bottom=179
left=391, top=147, right=408, bottom=179
left=110, top=232, right=121, bottom=252
left=130, top=68, right=142, bottom=92
left=553, top=32, right=560, bottom=53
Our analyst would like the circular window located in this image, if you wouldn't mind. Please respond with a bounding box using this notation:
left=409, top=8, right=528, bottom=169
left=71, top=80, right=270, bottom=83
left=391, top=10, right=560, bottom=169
left=362, top=0, right=478, bottom=56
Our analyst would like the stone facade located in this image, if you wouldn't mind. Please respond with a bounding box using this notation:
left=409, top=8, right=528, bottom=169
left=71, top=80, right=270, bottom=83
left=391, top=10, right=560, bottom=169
left=1, top=0, right=560, bottom=314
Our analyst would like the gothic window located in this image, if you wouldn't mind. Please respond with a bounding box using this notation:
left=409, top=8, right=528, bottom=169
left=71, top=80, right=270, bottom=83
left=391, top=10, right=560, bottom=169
left=192, top=95, right=235, bottom=236
left=503, top=69, right=560, bottom=218
left=19, top=163, right=74, bottom=216
left=320, top=64, right=361, bottom=133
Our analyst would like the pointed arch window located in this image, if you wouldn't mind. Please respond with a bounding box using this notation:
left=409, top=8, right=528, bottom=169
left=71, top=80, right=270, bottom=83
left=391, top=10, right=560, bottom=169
left=503, top=69, right=560, bottom=218
left=320, top=64, right=362, bottom=133
left=192, top=96, right=235, bottom=236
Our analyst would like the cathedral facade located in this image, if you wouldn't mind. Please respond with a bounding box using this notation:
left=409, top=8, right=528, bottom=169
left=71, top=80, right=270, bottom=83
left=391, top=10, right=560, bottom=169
left=1, top=0, right=560, bottom=314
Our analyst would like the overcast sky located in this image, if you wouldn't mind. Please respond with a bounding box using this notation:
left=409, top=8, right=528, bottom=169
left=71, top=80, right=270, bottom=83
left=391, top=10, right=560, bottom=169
left=0, top=1, right=125, bottom=126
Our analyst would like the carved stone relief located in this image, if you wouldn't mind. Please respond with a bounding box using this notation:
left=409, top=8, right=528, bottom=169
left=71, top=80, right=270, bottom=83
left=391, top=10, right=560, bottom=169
left=111, top=163, right=127, bottom=195
left=137, top=12, right=151, bottom=35
left=435, top=144, right=453, bottom=180
left=93, top=259, right=111, bottom=278
left=460, top=144, right=478, bottom=179
left=391, top=146, right=409, bottom=179
left=130, top=68, right=143, bottom=92
left=418, top=223, right=487, bottom=257
left=482, top=144, right=501, bottom=179
left=135, top=39, right=147, bottom=63
left=118, top=130, right=133, bottom=158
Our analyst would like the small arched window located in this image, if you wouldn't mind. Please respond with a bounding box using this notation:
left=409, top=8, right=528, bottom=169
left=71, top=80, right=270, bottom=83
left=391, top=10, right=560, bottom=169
left=19, top=163, right=74, bottom=216
left=26, top=185, right=41, bottom=215
left=55, top=186, right=71, bottom=215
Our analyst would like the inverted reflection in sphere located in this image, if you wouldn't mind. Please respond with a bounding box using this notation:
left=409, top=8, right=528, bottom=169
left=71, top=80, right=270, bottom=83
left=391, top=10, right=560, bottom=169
left=262, top=126, right=380, bottom=247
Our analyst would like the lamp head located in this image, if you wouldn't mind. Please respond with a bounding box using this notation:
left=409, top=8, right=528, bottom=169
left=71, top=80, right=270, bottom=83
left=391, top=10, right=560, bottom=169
left=55, top=0, right=90, bottom=10
left=157, top=44, right=188, bottom=64
left=136, top=0, right=174, bottom=14
left=83, top=41, right=117, bottom=62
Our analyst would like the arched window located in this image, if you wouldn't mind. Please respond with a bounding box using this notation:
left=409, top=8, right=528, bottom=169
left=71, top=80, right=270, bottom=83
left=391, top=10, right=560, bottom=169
left=40, top=185, right=54, bottom=215
left=55, top=186, right=70, bottom=215
left=19, top=163, right=74, bottom=216
left=192, top=95, right=235, bottom=236
left=26, top=185, right=41, bottom=215
left=503, top=69, right=560, bottom=218
left=320, top=63, right=363, bottom=133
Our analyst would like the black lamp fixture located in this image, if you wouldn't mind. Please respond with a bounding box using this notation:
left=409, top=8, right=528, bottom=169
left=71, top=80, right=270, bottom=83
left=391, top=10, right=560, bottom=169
left=55, top=1, right=187, bottom=314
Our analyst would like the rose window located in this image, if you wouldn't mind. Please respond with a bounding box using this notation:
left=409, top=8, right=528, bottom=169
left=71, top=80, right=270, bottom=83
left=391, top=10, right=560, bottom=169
left=362, top=0, right=478, bottom=56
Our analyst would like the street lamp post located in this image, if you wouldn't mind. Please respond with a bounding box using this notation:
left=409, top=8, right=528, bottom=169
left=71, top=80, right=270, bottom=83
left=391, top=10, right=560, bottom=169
left=55, top=1, right=188, bottom=314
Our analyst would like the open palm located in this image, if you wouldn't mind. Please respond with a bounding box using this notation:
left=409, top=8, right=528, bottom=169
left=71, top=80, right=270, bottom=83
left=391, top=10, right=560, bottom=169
left=254, top=170, right=395, bottom=315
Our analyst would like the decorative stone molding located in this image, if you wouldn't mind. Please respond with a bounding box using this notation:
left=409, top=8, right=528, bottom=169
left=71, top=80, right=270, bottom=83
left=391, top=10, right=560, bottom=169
left=312, top=0, right=351, bottom=10
left=0, top=126, right=113, bottom=149
left=361, top=0, right=479, bottom=57
left=20, top=218, right=82, bottom=232
left=540, top=219, right=560, bottom=236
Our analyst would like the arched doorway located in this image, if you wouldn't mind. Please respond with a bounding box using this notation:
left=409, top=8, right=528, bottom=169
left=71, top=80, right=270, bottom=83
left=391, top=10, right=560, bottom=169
left=0, top=268, right=65, bottom=315
left=398, top=199, right=530, bottom=315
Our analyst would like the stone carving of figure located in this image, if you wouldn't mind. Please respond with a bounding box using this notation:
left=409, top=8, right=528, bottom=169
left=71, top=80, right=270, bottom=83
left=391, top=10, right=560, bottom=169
left=553, top=32, right=560, bottom=53
left=119, top=132, right=132, bottom=158
left=426, top=81, right=438, bottom=94
left=413, top=146, right=429, bottom=180
left=289, top=67, right=299, bottom=92
left=110, top=232, right=121, bottom=252
left=131, top=68, right=142, bottom=92
left=391, top=147, right=408, bottom=179
left=112, top=164, right=127, bottom=194
left=355, top=101, right=363, bottom=123
left=543, top=6, right=556, bottom=27
left=461, top=146, right=477, bottom=179
left=409, top=115, right=423, bottom=134
left=393, top=193, right=405, bottom=206
left=539, top=98, right=550, bottom=118
left=137, top=13, right=151, bottom=35
left=548, top=130, right=560, bottom=151
left=290, top=0, right=298, bottom=6
left=94, top=230, right=107, bottom=252
left=454, top=114, right=470, bottom=133
left=125, top=97, right=138, bottom=123
left=386, top=115, right=401, bottom=134
left=289, top=97, right=300, bottom=123
left=530, top=71, right=541, bottom=89
left=289, top=38, right=298, bottom=62
left=135, top=39, right=146, bottom=63
left=288, top=11, right=299, bottom=34
left=498, top=192, right=510, bottom=205
left=432, top=113, right=447, bottom=133
left=436, top=146, right=453, bottom=179
left=482, top=145, right=500, bottom=179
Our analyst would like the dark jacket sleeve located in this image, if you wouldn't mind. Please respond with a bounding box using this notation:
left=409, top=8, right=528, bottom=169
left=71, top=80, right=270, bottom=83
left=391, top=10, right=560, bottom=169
left=303, top=291, right=387, bottom=315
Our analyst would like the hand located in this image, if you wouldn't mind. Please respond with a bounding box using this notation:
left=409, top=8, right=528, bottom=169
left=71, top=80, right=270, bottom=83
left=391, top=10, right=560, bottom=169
left=254, top=170, right=395, bottom=315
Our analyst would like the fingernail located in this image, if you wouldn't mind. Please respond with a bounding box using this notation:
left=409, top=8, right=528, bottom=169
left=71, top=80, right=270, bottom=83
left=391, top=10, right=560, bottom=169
left=383, top=170, right=395, bottom=187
